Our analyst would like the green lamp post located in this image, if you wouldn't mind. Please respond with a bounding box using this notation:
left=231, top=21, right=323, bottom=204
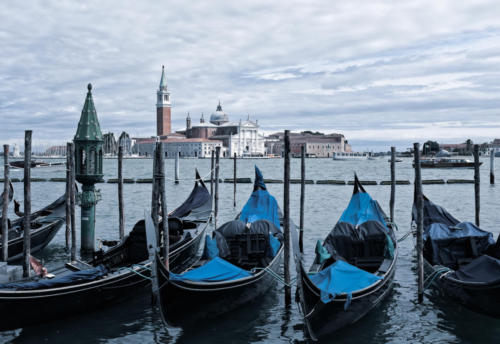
left=74, top=83, right=104, bottom=253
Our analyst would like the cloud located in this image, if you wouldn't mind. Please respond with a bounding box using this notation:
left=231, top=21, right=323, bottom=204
left=1, top=0, right=500, bottom=151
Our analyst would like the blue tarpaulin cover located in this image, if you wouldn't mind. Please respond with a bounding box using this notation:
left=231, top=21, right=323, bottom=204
left=170, top=257, right=251, bottom=282
left=339, top=192, right=387, bottom=228
left=239, top=166, right=280, bottom=229
left=0, top=265, right=107, bottom=290
left=309, top=260, right=382, bottom=309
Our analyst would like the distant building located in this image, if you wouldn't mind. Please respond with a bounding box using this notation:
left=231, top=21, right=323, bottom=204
left=45, top=145, right=66, bottom=156
left=103, top=132, right=118, bottom=155
left=134, top=136, right=223, bottom=158
left=265, top=131, right=350, bottom=158
left=490, top=139, right=500, bottom=153
left=118, top=131, right=133, bottom=155
left=180, top=102, right=266, bottom=157
left=157, top=65, right=171, bottom=136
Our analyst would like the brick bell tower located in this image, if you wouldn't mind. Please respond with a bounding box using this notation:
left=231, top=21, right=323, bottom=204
left=156, top=65, right=171, bottom=136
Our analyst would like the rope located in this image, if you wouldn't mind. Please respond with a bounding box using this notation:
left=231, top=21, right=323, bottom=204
left=251, top=267, right=295, bottom=288
left=424, top=267, right=451, bottom=290
left=117, top=264, right=153, bottom=281
left=397, top=229, right=414, bottom=243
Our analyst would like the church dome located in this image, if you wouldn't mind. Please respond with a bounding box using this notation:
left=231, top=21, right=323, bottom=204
left=210, top=101, right=229, bottom=125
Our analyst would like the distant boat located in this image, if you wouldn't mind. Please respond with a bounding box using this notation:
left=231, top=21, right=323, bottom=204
left=332, top=152, right=370, bottom=161
left=387, top=158, right=403, bottom=163
left=9, top=160, right=64, bottom=169
left=414, top=158, right=481, bottom=168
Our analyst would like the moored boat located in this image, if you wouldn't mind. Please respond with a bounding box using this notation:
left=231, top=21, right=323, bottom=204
left=412, top=197, right=500, bottom=317
left=150, top=166, right=284, bottom=326
left=293, top=176, right=398, bottom=340
left=0, top=186, right=66, bottom=262
left=0, top=170, right=211, bottom=330
left=332, top=152, right=371, bottom=160
left=414, top=158, right=481, bottom=168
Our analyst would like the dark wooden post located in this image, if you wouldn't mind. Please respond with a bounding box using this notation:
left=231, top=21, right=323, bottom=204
left=151, top=142, right=160, bottom=243
left=210, top=150, right=215, bottom=198
left=2, top=144, right=9, bottom=261
left=490, top=149, right=494, bottom=185
left=214, top=147, right=220, bottom=229
left=414, top=142, right=424, bottom=303
left=299, top=144, right=305, bottom=253
left=474, top=144, right=480, bottom=226
left=65, top=143, right=71, bottom=249
left=68, top=142, right=76, bottom=261
left=118, top=145, right=125, bottom=240
left=233, top=153, right=237, bottom=207
left=158, top=143, right=169, bottom=269
left=23, top=130, right=32, bottom=277
left=284, top=130, right=291, bottom=305
left=390, top=146, right=396, bottom=223
left=174, top=149, right=179, bottom=184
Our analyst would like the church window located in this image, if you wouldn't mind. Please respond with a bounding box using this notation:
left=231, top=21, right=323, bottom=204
left=164, top=95, right=169, bottom=101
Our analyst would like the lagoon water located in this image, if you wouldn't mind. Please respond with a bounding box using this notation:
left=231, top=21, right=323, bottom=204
left=1, top=157, right=499, bottom=344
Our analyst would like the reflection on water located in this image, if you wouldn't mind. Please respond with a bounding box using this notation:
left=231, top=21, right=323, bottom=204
left=1, top=157, right=499, bottom=343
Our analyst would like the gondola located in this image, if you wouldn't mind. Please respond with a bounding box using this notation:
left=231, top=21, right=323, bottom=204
left=0, top=186, right=66, bottom=262
left=412, top=196, right=500, bottom=317
left=150, top=166, right=284, bottom=326
left=293, top=176, right=398, bottom=340
left=0, top=171, right=211, bottom=330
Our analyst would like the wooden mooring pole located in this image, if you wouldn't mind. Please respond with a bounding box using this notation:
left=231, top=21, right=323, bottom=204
left=284, top=130, right=291, bottom=306
left=151, top=142, right=161, bottom=243
left=474, top=145, right=480, bottom=226
left=214, top=147, right=220, bottom=229
left=158, top=143, right=169, bottom=269
left=390, top=147, right=396, bottom=223
left=413, top=142, right=424, bottom=304
left=210, top=150, right=215, bottom=198
left=118, top=145, right=125, bottom=240
left=65, top=143, right=71, bottom=249
left=68, top=143, right=76, bottom=261
left=23, top=130, right=32, bottom=277
left=2, top=144, right=9, bottom=262
left=299, top=144, right=305, bottom=253
left=174, top=149, right=180, bottom=184
left=490, top=149, right=495, bottom=185
left=233, top=153, right=237, bottom=207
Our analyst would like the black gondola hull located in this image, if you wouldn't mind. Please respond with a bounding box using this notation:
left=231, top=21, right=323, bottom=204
left=156, top=248, right=283, bottom=326
left=0, top=223, right=207, bottom=331
left=426, top=262, right=500, bottom=318
left=298, top=255, right=396, bottom=339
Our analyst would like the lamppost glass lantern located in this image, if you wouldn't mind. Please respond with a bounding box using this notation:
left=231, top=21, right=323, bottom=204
left=74, top=83, right=104, bottom=253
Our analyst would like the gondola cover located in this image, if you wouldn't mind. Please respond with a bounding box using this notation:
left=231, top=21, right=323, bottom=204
left=309, top=260, right=382, bottom=307
left=170, top=257, right=251, bottom=282
left=449, top=255, right=500, bottom=284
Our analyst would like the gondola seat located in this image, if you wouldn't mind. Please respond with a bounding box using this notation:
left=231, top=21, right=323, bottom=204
left=323, top=220, right=388, bottom=272
left=215, top=219, right=280, bottom=269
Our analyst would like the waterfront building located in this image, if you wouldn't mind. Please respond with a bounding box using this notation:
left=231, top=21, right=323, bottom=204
left=134, top=137, right=223, bottom=158
left=265, top=131, right=350, bottom=158
left=103, top=132, right=118, bottom=155
left=181, top=103, right=266, bottom=157
left=45, top=145, right=67, bottom=157
left=118, top=131, right=133, bottom=155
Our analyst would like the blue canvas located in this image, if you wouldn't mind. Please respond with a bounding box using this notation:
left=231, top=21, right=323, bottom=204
left=269, top=234, right=281, bottom=257
left=204, top=234, right=219, bottom=259
left=339, top=192, right=387, bottom=228
left=240, top=190, right=280, bottom=229
left=309, top=260, right=382, bottom=309
left=170, top=257, right=252, bottom=282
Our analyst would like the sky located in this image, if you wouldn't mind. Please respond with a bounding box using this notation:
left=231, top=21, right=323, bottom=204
left=1, top=1, right=500, bottom=151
